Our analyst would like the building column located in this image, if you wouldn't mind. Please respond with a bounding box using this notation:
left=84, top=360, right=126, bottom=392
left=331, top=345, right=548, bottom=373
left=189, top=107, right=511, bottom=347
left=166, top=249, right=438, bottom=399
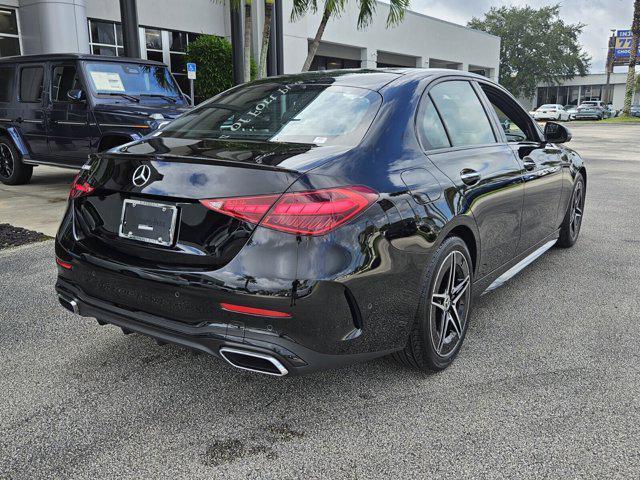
left=18, top=0, right=90, bottom=54
left=360, top=48, right=376, bottom=68
left=415, top=57, right=426, bottom=68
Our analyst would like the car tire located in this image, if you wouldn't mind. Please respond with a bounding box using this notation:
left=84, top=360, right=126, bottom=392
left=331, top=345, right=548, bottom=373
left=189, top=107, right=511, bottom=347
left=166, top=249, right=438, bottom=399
left=394, top=236, right=473, bottom=372
left=0, top=136, right=33, bottom=185
left=557, top=173, right=585, bottom=248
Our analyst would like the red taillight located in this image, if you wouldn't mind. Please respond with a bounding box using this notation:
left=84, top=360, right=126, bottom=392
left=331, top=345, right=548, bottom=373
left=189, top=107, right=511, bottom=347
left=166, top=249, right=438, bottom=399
left=69, top=174, right=95, bottom=199
left=55, top=257, right=72, bottom=270
left=200, top=186, right=378, bottom=236
left=220, top=303, right=291, bottom=318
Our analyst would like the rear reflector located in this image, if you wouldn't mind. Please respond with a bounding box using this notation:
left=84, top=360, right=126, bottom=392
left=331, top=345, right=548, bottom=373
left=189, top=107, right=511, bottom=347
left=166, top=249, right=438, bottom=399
left=220, top=303, right=291, bottom=318
left=69, top=174, right=95, bottom=199
left=200, top=186, right=378, bottom=236
left=55, top=257, right=73, bottom=270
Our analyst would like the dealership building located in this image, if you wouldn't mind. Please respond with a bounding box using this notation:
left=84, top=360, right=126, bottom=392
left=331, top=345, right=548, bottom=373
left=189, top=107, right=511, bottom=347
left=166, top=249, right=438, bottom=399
left=1, top=0, right=500, bottom=92
left=526, top=72, right=634, bottom=111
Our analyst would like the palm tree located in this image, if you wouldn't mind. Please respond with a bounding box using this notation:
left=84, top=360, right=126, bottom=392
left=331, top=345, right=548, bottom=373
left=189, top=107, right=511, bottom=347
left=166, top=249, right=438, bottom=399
left=244, top=0, right=254, bottom=80
left=623, top=0, right=640, bottom=115
left=258, top=0, right=275, bottom=78
left=292, top=0, right=411, bottom=72
left=213, top=0, right=252, bottom=82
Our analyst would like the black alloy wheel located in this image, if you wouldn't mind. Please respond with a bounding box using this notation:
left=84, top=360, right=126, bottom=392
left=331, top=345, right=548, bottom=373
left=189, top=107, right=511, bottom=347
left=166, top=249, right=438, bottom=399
left=0, top=142, right=14, bottom=180
left=430, top=250, right=472, bottom=357
left=394, top=236, right=473, bottom=371
left=558, top=173, right=585, bottom=248
left=0, top=137, right=32, bottom=185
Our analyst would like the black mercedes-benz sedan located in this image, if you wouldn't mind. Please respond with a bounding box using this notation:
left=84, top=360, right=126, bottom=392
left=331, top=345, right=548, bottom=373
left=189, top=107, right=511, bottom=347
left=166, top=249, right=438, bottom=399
left=55, top=69, right=586, bottom=376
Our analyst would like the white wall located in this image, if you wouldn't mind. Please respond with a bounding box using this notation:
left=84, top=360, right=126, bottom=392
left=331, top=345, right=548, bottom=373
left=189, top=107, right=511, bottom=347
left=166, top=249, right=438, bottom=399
left=281, top=0, right=501, bottom=77
left=86, top=0, right=228, bottom=37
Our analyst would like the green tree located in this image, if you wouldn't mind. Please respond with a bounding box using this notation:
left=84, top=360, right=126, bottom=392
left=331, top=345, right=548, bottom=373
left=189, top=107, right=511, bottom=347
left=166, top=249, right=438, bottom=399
left=186, top=35, right=256, bottom=101
left=292, top=0, right=410, bottom=72
left=468, top=4, right=590, bottom=99
left=623, top=0, right=640, bottom=115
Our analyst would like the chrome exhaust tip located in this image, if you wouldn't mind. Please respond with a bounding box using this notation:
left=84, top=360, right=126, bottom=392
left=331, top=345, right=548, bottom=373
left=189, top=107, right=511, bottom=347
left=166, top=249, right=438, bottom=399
left=58, top=295, right=79, bottom=315
left=219, top=347, right=288, bottom=376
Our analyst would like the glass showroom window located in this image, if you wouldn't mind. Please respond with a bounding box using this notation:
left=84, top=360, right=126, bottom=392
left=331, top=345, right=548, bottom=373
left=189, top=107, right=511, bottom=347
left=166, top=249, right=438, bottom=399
left=0, top=8, right=21, bottom=58
left=145, top=28, right=163, bottom=63
left=88, top=19, right=124, bottom=56
left=169, top=30, right=200, bottom=94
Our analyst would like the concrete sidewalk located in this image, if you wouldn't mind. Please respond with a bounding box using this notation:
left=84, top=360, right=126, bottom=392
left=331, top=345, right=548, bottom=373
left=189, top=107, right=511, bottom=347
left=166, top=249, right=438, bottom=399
left=0, top=166, right=75, bottom=237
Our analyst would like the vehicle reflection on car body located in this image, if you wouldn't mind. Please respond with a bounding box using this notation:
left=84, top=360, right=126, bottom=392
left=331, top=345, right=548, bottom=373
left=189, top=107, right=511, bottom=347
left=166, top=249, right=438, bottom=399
left=54, top=68, right=586, bottom=376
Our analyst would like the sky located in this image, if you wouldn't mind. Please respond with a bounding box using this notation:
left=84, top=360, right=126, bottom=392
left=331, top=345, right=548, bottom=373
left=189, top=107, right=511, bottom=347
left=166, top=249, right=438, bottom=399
left=406, top=0, right=635, bottom=73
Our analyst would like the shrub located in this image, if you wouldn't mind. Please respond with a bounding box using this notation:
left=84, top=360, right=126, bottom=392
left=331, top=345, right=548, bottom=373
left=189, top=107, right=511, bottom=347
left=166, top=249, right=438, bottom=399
left=186, top=35, right=257, bottom=102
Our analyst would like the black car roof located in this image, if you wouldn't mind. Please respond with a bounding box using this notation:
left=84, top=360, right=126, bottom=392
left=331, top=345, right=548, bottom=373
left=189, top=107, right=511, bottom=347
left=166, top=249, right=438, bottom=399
left=246, top=68, right=489, bottom=91
left=0, top=53, right=167, bottom=66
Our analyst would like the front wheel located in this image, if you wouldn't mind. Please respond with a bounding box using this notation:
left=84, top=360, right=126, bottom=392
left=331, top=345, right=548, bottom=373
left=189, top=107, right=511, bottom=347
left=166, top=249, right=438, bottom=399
left=0, top=136, right=32, bottom=185
left=394, top=236, right=473, bottom=372
left=557, top=173, right=585, bottom=248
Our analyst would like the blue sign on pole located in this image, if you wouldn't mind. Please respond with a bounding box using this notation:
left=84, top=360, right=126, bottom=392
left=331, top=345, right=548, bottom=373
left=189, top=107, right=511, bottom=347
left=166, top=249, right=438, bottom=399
left=613, top=30, right=640, bottom=61
left=187, top=62, right=197, bottom=79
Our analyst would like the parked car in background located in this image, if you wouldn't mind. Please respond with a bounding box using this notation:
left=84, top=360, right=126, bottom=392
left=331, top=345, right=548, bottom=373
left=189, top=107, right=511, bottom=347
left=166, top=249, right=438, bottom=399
left=604, top=104, right=618, bottom=118
left=55, top=69, right=586, bottom=376
left=564, top=105, right=578, bottom=120
left=530, top=104, right=571, bottom=121
left=630, top=105, right=640, bottom=117
left=0, top=53, right=190, bottom=185
left=574, top=102, right=605, bottom=120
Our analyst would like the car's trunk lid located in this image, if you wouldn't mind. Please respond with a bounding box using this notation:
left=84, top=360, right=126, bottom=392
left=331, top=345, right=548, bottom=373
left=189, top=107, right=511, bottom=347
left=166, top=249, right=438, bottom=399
left=73, top=137, right=350, bottom=269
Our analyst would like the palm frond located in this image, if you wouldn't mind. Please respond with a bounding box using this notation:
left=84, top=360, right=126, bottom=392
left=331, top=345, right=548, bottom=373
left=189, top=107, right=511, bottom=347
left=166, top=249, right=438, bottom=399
left=387, top=0, right=410, bottom=27
left=357, top=0, right=376, bottom=29
left=291, top=0, right=318, bottom=20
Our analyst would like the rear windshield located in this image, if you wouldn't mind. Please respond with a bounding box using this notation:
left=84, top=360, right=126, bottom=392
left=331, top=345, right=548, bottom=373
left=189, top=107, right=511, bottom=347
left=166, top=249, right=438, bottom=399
left=539, top=104, right=558, bottom=109
left=160, top=82, right=382, bottom=147
left=84, top=61, right=183, bottom=101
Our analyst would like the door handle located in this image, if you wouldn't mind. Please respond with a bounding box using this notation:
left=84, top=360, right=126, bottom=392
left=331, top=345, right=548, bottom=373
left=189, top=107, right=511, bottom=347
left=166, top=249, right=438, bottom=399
left=460, top=169, right=481, bottom=186
left=523, top=157, right=536, bottom=171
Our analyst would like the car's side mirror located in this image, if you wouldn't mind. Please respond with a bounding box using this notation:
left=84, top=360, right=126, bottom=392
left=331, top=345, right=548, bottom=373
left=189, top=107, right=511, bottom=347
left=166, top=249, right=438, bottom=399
left=67, top=89, right=85, bottom=102
left=544, top=122, right=571, bottom=144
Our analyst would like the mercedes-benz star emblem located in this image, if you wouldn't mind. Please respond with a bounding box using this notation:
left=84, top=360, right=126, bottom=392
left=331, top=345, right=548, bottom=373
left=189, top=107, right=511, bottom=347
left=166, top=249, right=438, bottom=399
left=132, top=165, right=151, bottom=187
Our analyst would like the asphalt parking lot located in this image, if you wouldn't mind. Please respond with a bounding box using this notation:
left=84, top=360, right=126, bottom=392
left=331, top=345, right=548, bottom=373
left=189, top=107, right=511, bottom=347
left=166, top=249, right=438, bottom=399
left=1, top=123, right=640, bottom=479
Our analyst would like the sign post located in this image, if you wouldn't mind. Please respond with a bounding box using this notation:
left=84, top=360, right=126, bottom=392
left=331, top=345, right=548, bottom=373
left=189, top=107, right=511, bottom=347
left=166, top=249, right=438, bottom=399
left=187, top=62, right=196, bottom=107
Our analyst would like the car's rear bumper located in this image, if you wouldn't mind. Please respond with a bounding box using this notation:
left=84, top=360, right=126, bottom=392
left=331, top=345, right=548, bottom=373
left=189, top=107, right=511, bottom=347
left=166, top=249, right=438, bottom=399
left=55, top=276, right=394, bottom=376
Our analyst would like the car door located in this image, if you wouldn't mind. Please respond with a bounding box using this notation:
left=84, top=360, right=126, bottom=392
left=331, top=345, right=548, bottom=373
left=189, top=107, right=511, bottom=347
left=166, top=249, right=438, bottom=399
left=46, top=61, right=91, bottom=165
left=418, top=79, right=524, bottom=277
left=477, top=82, right=565, bottom=253
left=16, top=63, right=48, bottom=158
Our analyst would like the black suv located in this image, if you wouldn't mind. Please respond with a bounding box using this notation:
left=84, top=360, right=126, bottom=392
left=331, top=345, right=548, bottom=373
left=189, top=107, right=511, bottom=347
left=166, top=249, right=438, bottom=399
left=0, top=53, right=190, bottom=185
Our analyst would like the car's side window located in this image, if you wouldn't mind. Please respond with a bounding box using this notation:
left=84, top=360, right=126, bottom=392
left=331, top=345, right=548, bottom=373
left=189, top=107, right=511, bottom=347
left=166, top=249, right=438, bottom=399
left=429, top=80, right=496, bottom=147
left=416, top=95, right=451, bottom=149
left=480, top=84, right=539, bottom=143
left=491, top=105, right=527, bottom=143
left=51, top=65, right=81, bottom=102
left=19, top=66, right=44, bottom=103
left=0, top=67, right=14, bottom=103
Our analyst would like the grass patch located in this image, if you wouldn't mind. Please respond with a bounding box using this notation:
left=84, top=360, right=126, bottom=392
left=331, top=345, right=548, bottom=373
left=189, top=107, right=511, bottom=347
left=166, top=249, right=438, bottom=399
left=572, top=116, right=640, bottom=125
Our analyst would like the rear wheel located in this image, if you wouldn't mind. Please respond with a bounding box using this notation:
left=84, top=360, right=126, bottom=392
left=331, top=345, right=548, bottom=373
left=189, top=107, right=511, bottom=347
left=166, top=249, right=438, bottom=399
left=394, top=236, right=473, bottom=372
left=0, top=136, right=32, bottom=185
left=557, top=173, right=585, bottom=248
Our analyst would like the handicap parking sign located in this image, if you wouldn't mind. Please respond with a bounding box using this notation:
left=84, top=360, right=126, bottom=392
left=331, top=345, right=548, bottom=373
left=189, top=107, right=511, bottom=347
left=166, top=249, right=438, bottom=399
left=187, top=63, right=196, bottom=80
